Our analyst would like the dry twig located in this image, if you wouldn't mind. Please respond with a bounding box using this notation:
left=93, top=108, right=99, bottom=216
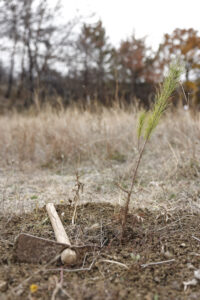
left=71, top=173, right=84, bottom=225
left=98, top=259, right=129, bottom=269
left=192, top=235, right=200, bottom=243
left=141, top=259, right=175, bottom=268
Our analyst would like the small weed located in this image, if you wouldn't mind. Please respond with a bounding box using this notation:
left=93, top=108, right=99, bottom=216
left=130, top=253, right=140, bottom=261
left=107, top=150, right=126, bottom=163
left=96, top=185, right=102, bottom=192
left=169, top=193, right=176, bottom=200
left=30, top=195, right=38, bottom=200
left=71, top=173, right=84, bottom=225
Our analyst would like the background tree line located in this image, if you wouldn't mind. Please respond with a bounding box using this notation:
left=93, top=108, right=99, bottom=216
left=0, top=0, right=200, bottom=110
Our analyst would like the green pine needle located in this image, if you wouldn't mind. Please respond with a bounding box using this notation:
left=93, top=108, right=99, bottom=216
left=144, top=61, right=184, bottom=140
left=137, top=110, right=147, bottom=139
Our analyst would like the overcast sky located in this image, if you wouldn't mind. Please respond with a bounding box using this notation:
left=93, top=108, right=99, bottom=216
left=54, top=0, right=200, bottom=50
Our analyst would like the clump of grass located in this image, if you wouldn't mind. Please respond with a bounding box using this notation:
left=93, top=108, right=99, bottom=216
left=119, top=61, right=184, bottom=238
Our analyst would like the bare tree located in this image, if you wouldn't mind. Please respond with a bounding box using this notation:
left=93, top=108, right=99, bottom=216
left=76, top=21, right=112, bottom=102
left=0, top=0, right=23, bottom=98
left=0, top=0, right=79, bottom=105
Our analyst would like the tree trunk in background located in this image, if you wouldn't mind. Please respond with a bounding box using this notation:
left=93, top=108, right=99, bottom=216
left=5, top=40, right=17, bottom=98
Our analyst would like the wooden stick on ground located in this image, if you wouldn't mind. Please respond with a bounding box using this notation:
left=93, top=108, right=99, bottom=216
left=46, top=203, right=77, bottom=265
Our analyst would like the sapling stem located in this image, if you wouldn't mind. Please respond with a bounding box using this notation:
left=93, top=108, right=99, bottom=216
left=121, top=139, right=147, bottom=238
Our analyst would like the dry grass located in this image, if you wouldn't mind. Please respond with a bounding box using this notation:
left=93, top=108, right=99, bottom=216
left=0, top=106, right=139, bottom=167
left=0, top=106, right=200, bottom=214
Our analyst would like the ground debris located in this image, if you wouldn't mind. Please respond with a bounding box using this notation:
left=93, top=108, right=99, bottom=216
left=0, top=280, right=8, bottom=292
left=0, top=203, right=200, bottom=299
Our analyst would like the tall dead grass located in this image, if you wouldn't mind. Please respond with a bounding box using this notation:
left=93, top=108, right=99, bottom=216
left=0, top=106, right=199, bottom=172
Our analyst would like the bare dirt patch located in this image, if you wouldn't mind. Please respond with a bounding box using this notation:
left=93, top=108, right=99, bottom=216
left=1, top=203, right=200, bottom=299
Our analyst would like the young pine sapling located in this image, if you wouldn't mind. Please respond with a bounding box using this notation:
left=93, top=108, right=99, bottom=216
left=119, top=61, right=184, bottom=239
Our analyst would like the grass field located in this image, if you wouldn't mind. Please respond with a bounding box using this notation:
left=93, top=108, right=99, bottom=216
left=0, top=107, right=199, bottom=213
left=0, top=106, right=200, bottom=299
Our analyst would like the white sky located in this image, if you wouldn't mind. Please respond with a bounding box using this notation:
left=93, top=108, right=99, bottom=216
left=55, top=0, right=200, bottom=51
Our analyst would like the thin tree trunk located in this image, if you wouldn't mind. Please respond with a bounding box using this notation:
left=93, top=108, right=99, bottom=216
left=16, top=46, right=26, bottom=98
left=5, top=39, right=17, bottom=98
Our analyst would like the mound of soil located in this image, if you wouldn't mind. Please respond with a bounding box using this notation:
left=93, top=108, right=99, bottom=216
left=0, top=203, right=200, bottom=299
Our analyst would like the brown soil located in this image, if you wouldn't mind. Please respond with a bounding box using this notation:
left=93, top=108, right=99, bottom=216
left=0, top=203, right=200, bottom=300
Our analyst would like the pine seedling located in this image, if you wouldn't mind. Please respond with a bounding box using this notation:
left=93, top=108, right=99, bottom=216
left=120, top=61, right=184, bottom=239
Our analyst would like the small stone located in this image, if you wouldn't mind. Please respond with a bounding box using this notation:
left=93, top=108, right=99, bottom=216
left=164, top=250, right=173, bottom=259
left=187, top=263, right=196, bottom=270
left=194, top=269, right=200, bottom=280
left=180, top=243, right=186, bottom=247
left=154, top=276, right=160, bottom=283
left=171, top=281, right=181, bottom=291
left=0, top=280, right=8, bottom=292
